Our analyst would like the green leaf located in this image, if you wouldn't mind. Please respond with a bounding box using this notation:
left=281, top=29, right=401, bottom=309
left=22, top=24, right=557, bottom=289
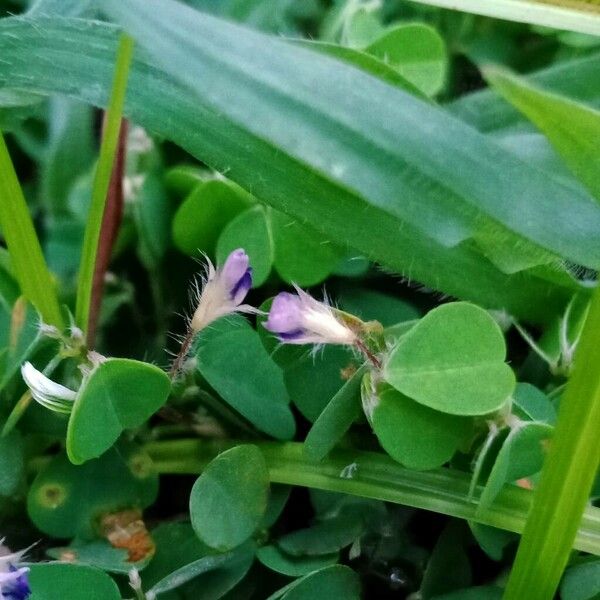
left=216, top=205, right=273, bottom=286
left=561, top=559, right=600, bottom=600
left=451, top=52, right=600, bottom=133
left=196, top=316, right=296, bottom=440
left=27, top=444, right=157, bottom=539
left=343, top=6, right=384, bottom=47
left=0, top=298, right=46, bottom=392
left=384, top=302, right=515, bottom=415
left=469, top=522, right=516, bottom=561
left=27, top=563, right=120, bottom=600
left=165, top=164, right=209, bottom=196
left=420, top=522, right=471, bottom=599
left=277, top=506, right=364, bottom=557
left=173, top=179, right=253, bottom=256
left=67, top=358, right=171, bottom=464
left=0, top=132, right=63, bottom=328
left=46, top=539, right=149, bottom=574
left=102, top=0, right=600, bottom=270
left=365, top=23, right=447, bottom=97
left=298, top=41, right=425, bottom=97
left=257, top=545, right=338, bottom=577
left=143, top=522, right=254, bottom=599
left=478, top=423, right=552, bottom=513
left=149, top=544, right=255, bottom=597
left=512, top=383, right=557, bottom=425
left=338, top=288, right=419, bottom=327
left=217, top=206, right=342, bottom=287
left=143, top=522, right=210, bottom=584
left=0, top=429, right=24, bottom=495
left=275, top=565, right=361, bottom=600
left=40, top=98, right=95, bottom=215
left=371, top=383, right=472, bottom=470
left=484, top=67, right=600, bottom=202
left=271, top=211, right=341, bottom=287
left=284, top=346, right=354, bottom=422
left=387, top=0, right=600, bottom=37
left=433, top=587, right=503, bottom=600
left=135, top=170, right=172, bottom=268
left=261, top=484, right=291, bottom=529
left=190, top=445, right=269, bottom=551
left=304, top=366, right=366, bottom=462
left=0, top=14, right=582, bottom=322
left=28, top=0, right=95, bottom=17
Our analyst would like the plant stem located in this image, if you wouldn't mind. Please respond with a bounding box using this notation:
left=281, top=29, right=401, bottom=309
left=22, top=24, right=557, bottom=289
left=144, top=439, right=600, bottom=556
left=86, top=118, right=128, bottom=348
left=504, top=285, right=600, bottom=599
left=75, top=34, right=133, bottom=336
left=0, top=131, right=63, bottom=328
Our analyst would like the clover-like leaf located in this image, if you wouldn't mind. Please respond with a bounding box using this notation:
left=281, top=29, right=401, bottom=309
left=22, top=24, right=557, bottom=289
left=384, top=302, right=515, bottom=415
left=67, top=358, right=171, bottom=464
left=27, top=563, right=121, bottom=600
left=190, top=445, right=269, bottom=551
left=371, top=383, right=472, bottom=470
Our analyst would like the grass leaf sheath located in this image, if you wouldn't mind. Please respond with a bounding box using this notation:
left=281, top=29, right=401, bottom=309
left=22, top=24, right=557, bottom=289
left=74, top=33, right=133, bottom=338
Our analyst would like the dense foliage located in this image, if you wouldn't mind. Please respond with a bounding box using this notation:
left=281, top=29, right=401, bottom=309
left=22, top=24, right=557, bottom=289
left=1, top=0, right=600, bottom=598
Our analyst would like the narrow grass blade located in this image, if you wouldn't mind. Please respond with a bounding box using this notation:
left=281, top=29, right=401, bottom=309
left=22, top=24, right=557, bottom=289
left=405, top=0, right=600, bottom=36
left=0, top=16, right=584, bottom=323
left=74, top=33, right=133, bottom=336
left=144, top=439, right=600, bottom=557
left=504, top=285, right=600, bottom=599
left=0, top=131, right=63, bottom=328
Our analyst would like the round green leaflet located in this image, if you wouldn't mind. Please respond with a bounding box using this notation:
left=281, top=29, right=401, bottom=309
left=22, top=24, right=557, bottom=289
left=477, top=422, right=552, bottom=513
left=371, top=383, right=472, bottom=470
left=384, top=302, right=515, bottom=416
left=190, top=444, right=269, bottom=551
left=27, top=443, right=158, bottom=539
left=196, top=315, right=296, bottom=440
left=217, top=204, right=274, bottom=286
left=67, top=358, right=171, bottom=464
left=27, top=563, right=121, bottom=600
left=365, top=23, right=448, bottom=97
left=172, top=178, right=253, bottom=255
left=257, top=545, right=339, bottom=577
left=268, top=565, right=362, bottom=600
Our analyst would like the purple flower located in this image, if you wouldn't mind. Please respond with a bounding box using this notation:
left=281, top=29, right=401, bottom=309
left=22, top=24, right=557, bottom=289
left=0, top=543, right=31, bottom=600
left=1, top=567, right=30, bottom=600
left=264, top=286, right=357, bottom=346
left=190, top=249, right=254, bottom=332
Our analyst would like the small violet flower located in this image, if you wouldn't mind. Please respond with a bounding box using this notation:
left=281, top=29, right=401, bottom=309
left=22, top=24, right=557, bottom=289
left=190, top=248, right=254, bottom=333
left=264, top=286, right=357, bottom=346
left=170, top=249, right=254, bottom=377
left=20, top=362, right=77, bottom=415
left=0, top=542, right=31, bottom=600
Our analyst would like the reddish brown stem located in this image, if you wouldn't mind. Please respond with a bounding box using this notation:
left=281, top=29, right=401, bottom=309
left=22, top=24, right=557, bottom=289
left=355, top=339, right=382, bottom=369
left=86, top=118, right=128, bottom=348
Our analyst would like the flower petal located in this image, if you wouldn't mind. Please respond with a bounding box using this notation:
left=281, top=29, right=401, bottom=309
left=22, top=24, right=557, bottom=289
left=264, top=292, right=305, bottom=336
left=221, top=248, right=250, bottom=292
